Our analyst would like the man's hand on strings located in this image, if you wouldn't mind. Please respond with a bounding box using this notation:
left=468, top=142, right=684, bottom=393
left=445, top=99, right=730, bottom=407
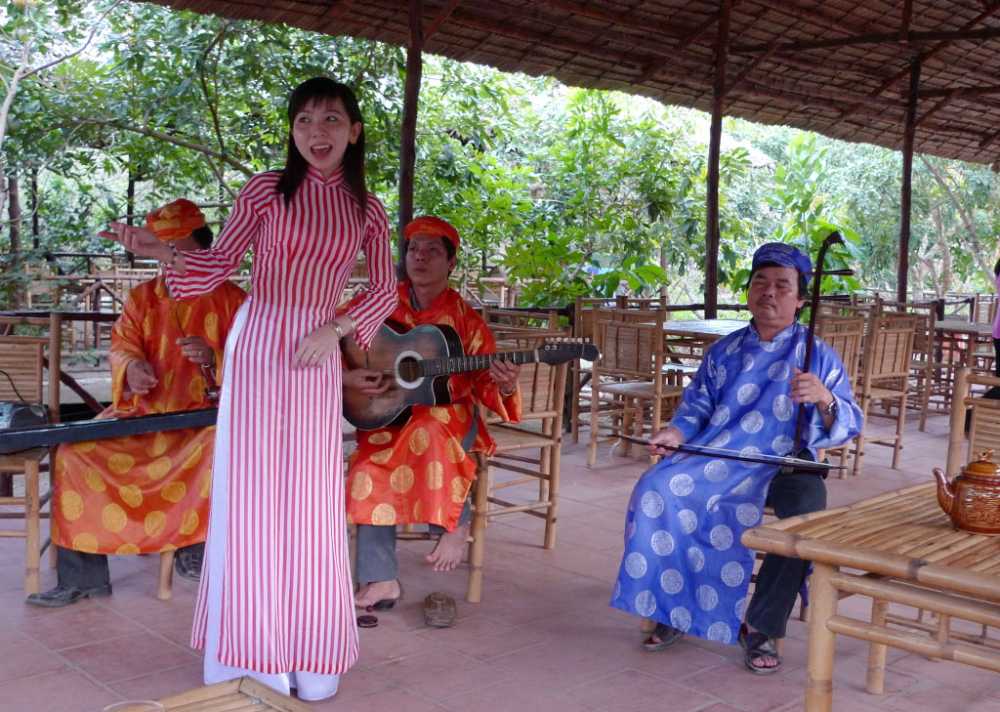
left=343, top=368, right=390, bottom=395
left=647, top=425, right=685, bottom=455
left=790, top=368, right=834, bottom=408
left=125, top=359, right=158, bottom=396
left=489, top=359, right=520, bottom=397
left=177, top=336, right=214, bottom=367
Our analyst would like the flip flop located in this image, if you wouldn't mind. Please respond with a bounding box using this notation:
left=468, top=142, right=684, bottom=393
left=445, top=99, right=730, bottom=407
left=739, top=625, right=782, bottom=675
left=356, top=580, right=403, bottom=611
left=642, top=622, right=684, bottom=652
left=423, top=591, right=457, bottom=628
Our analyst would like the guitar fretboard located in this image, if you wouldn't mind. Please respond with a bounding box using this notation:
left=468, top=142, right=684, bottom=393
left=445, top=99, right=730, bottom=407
left=420, top=350, right=538, bottom=377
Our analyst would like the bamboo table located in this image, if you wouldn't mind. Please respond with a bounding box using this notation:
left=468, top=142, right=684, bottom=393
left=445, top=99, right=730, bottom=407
left=129, top=676, right=310, bottom=711
left=662, top=318, right=748, bottom=340
left=742, top=483, right=1000, bottom=712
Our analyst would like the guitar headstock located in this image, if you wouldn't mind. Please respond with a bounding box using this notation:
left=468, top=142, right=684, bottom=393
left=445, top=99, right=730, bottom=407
left=539, top=337, right=600, bottom=364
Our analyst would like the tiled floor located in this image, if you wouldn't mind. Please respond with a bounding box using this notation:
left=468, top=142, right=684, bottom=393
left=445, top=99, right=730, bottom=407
left=1, top=414, right=999, bottom=712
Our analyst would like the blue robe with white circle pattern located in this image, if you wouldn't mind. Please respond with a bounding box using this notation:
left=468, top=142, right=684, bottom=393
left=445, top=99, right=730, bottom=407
left=610, top=321, right=862, bottom=644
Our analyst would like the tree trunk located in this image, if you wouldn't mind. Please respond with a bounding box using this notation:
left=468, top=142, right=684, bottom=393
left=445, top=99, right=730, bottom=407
left=126, top=168, right=136, bottom=267
left=30, top=168, right=39, bottom=250
left=7, top=171, right=23, bottom=308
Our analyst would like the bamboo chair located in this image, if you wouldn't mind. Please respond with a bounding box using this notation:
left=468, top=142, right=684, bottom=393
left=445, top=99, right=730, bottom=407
left=0, top=337, right=52, bottom=594
left=467, top=329, right=570, bottom=602
left=587, top=309, right=683, bottom=465
left=813, top=315, right=866, bottom=471
left=946, top=368, right=1000, bottom=477
left=850, top=314, right=919, bottom=477
left=570, top=297, right=617, bottom=444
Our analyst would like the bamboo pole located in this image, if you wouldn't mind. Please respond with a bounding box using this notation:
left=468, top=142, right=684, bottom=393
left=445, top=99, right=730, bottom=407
left=704, top=0, right=730, bottom=320
left=947, top=368, right=971, bottom=476
left=805, top=562, right=837, bottom=712
left=897, top=54, right=920, bottom=303
left=866, top=598, right=889, bottom=694
left=398, top=0, right=424, bottom=268
left=466, top=453, right=488, bottom=603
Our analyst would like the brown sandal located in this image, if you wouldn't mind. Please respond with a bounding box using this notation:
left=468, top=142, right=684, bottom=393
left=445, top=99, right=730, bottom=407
left=423, top=591, right=457, bottom=628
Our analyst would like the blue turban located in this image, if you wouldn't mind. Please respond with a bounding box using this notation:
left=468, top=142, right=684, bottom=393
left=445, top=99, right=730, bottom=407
left=751, top=242, right=812, bottom=280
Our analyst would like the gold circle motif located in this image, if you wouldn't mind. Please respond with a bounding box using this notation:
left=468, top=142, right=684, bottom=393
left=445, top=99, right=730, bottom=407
left=118, top=484, right=143, bottom=509
left=163, top=370, right=175, bottom=392
left=182, top=445, right=203, bottom=470
left=429, top=407, right=450, bottom=424
left=450, top=476, right=469, bottom=504
left=179, top=509, right=199, bottom=536
left=72, top=440, right=97, bottom=454
left=426, top=461, right=444, bottom=490
left=144, top=511, right=167, bottom=537
left=84, top=468, right=107, bottom=493
left=72, top=533, right=99, bottom=553
left=116, top=543, right=140, bottom=555
left=108, top=453, right=135, bottom=475
left=204, top=312, right=219, bottom=343
left=370, top=448, right=394, bottom=465
left=102, top=503, right=128, bottom=533
left=371, top=503, right=397, bottom=526
left=390, top=465, right=415, bottom=493
left=367, top=431, right=392, bottom=445
left=147, top=432, right=170, bottom=458
left=147, top=456, right=173, bottom=480
left=60, top=490, right=84, bottom=521
left=199, top=476, right=211, bottom=499
left=446, top=437, right=466, bottom=464
left=408, top=427, right=430, bottom=456
left=453, top=404, right=468, bottom=423
left=188, top=375, right=207, bottom=401
left=412, top=500, right=423, bottom=521
left=162, top=481, right=187, bottom=503
left=350, top=471, right=373, bottom=500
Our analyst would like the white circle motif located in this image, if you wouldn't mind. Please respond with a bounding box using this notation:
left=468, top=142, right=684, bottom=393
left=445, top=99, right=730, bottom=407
left=650, top=530, right=675, bottom=556
left=737, top=383, right=760, bottom=405
left=795, top=342, right=806, bottom=362
left=740, top=410, right=764, bottom=434
left=625, top=552, right=647, bottom=579
left=731, top=477, right=753, bottom=496
left=677, top=509, right=698, bottom=534
left=640, top=490, right=665, bottom=518
left=742, top=354, right=755, bottom=372
left=772, top=394, right=793, bottom=421
left=697, top=584, right=719, bottom=611
left=660, top=569, right=684, bottom=594
left=687, top=546, right=705, bottom=572
left=710, top=405, right=730, bottom=427
left=710, top=524, right=734, bottom=551
left=706, top=494, right=721, bottom=513
left=708, top=431, right=731, bottom=449
left=704, top=459, right=729, bottom=482
left=721, top=561, right=746, bottom=587
left=734, top=596, right=748, bottom=620
left=634, top=590, right=657, bottom=617
left=725, top=338, right=741, bottom=355
left=670, top=606, right=693, bottom=632
left=771, top=434, right=794, bottom=455
left=706, top=622, right=733, bottom=643
left=768, top=361, right=790, bottom=381
left=715, top=365, right=728, bottom=388
left=669, top=474, right=695, bottom=497
left=736, top=503, right=761, bottom=527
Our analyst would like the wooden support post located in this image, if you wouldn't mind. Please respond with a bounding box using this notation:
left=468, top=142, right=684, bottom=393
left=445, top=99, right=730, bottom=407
left=866, top=598, right=889, bottom=694
left=398, top=0, right=424, bottom=269
left=805, top=562, right=838, bottom=712
left=897, top=54, right=921, bottom=304
left=47, top=312, right=61, bottom=423
left=704, top=0, right=731, bottom=319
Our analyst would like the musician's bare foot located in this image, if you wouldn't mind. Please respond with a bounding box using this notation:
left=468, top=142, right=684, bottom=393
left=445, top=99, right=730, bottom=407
left=425, top=523, right=469, bottom=572
left=354, top=579, right=400, bottom=609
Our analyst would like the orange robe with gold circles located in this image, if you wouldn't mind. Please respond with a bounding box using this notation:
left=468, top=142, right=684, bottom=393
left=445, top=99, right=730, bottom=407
left=346, top=283, right=521, bottom=532
left=52, top=276, right=246, bottom=555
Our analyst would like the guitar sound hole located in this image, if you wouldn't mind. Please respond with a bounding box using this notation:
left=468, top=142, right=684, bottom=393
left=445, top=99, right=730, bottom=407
left=397, top=357, right=421, bottom=385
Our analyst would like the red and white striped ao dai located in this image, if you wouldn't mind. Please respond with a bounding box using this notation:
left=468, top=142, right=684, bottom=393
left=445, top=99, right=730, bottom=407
left=165, top=166, right=397, bottom=675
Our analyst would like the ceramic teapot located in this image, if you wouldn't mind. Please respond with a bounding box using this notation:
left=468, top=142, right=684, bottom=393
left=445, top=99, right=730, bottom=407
left=933, top=450, right=1000, bottom=535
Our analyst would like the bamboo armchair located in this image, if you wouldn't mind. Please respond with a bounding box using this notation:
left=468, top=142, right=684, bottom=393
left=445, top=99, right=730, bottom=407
left=586, top=309, right=683, bottom=465
left=814, top=315, right=866, bottom=471
left=851, top=313, right=919, bottom=477
left=569, top=297, right=617, bottom=444
left=946, top=368, right=1000, bottom=477
left=0, top=337, right=52, bottom=594
left=468, top=328, right=570, bottom=602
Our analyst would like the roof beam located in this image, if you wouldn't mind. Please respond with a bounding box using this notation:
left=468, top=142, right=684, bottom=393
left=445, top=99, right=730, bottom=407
left=920, top=83, right=1000, bottom=98
left=424, top=0, right=461, bottom=42
left=637, top=2, right=745, bottom=84
left=542, top=0, right=688, bottom=42
left=731, top=26, right=1000, bottom=55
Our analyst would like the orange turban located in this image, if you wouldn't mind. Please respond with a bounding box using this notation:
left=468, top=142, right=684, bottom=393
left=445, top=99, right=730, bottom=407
left=145, top=199, right=206, bottom=243
left=403, top=216, right=460, bottom=251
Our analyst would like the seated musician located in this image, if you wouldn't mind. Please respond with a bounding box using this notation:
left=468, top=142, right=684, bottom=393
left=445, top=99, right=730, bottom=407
left=611, top=243, right=862, bottom=674
left=28, top=200, right=246, bottom=608
left=342, top=216, right=521, bottom=626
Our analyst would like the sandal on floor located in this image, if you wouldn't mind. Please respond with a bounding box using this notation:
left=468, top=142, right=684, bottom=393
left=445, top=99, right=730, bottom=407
left=642, top=622, right=684, bottom=652
left=357, top=580, right=403, bottom=611
left=423, top=591, right=457, bottom=628
left=739, top=625, right=782, bottom=675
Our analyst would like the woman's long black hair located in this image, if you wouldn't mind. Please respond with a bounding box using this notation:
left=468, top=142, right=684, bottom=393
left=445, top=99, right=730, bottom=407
left=276, top=77, right=368, bottom=216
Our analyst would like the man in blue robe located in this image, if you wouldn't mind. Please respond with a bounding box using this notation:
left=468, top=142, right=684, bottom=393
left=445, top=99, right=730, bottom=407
left=610, top=242, right=862, bottom=674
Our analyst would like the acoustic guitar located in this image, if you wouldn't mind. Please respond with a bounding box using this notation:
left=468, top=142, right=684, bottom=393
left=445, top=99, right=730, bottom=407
left=341, top=321, right=598, bottom=430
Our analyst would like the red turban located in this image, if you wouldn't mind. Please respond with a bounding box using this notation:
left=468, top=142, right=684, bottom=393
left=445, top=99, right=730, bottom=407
left=145, top=199, right=207, bottom=243
left=403, top=216, right=460, bottom=251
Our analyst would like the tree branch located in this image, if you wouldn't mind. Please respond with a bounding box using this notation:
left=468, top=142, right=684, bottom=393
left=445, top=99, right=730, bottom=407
left=919, top=155, right=991, bottom=278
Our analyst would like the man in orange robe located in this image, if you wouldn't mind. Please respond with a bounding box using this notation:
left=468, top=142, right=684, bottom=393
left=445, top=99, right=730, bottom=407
left=28, top=200, right=246, bottom=607
left=344, top=216, right=521, bottom=618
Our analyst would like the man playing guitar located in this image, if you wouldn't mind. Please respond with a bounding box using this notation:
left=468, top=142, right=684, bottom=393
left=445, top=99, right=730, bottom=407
left=342, top=216, right=520, bottom=623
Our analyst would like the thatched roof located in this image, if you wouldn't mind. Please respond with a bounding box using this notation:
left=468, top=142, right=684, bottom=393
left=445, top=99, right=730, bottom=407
left=146, top=0, right=1000, bottom=167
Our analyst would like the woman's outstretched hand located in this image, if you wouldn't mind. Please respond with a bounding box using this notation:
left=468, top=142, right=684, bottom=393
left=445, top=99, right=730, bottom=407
left=100, top=222, right=185, bottom=271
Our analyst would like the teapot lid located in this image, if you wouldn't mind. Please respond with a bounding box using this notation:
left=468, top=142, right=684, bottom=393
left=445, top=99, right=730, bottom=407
left=965, top=449, right=1000, bottom=477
